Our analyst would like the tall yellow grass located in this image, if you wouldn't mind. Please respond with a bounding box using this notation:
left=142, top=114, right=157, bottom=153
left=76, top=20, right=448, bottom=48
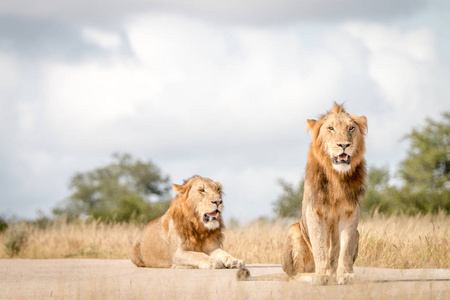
left=1, top=214, right=449, bottom=269
left=357, top=212, right=450, bottom=268
left=0, top=219, right=141, bottom=259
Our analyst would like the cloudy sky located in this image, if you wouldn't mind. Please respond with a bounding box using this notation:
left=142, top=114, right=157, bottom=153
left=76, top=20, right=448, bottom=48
left=1, top=0, right=449, bottom=222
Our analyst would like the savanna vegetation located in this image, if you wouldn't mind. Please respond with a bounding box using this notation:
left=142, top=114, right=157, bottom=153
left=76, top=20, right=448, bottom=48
left=1, top=214, right=449, bottom=269
left=0, top=112, right=449, bottom=269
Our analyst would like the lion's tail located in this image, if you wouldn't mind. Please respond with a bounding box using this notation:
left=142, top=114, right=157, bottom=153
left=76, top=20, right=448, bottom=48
left=130, top=242, right=145, bottom=267
left=236, top=268, right=290, bottom=282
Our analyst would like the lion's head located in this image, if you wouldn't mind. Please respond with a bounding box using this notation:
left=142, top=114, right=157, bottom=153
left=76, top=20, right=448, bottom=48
left=307, top=103, right=367, bottom=174
left=172, top=175, right=224, bottom=231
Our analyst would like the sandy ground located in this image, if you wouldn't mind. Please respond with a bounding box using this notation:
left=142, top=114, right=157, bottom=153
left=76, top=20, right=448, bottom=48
left=0, top=259, right=449, bottom=300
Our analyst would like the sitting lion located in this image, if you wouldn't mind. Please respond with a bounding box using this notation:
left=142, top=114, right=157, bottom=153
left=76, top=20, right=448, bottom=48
left=281, top=103, right=367, bottom=285
left=131, top=175, right=245, bottom=269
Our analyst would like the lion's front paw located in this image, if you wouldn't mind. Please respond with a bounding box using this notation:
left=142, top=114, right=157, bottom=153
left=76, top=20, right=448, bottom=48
left=229, top=258, right=245, bottom=269
left=198, top=258, right=223, bottom=269
left=337, top=273, right=355, bottom=285
left=221, top=256, right=245, bottom=269
left=209, top=258, right=225, bottom=269
left=235, top=259, right=245, bottom=269
left=312, top=274, right=329, bottom=285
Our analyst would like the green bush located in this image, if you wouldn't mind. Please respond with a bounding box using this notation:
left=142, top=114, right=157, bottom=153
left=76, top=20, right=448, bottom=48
left=0, top=216, right=8, bottom=233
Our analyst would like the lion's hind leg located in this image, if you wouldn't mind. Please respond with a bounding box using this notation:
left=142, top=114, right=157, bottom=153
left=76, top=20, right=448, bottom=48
left=281, top=222, right=315, bottom=279
left=130, top=242, right=145, bottom=267
left=353, top=229, right=359, bottom=264
left=238, top=223, right=313, bottom=283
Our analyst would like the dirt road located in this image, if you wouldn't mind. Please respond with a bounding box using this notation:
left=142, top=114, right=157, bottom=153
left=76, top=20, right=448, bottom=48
left=1, top=259, right=449, bottom=299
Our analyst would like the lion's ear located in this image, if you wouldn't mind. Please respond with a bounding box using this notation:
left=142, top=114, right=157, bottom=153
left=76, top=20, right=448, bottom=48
left=173, top=184, right=189, bottom=195
left=351, top=115, right=368, bottom=134
left=216, top=182, right=223, bottom=193
left=306, top=119, right=317, bottom=133
left=173, top=184, right=182, bottom=193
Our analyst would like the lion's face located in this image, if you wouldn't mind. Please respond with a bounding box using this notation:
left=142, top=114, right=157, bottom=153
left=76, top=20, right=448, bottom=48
left=308, top=104, right=367, bottom=174
left=175, top=176, right=224, bottom=231
left=320, top=113, right=363, bottom=173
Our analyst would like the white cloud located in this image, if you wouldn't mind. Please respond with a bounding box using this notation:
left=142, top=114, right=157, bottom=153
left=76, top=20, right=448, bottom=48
left=22, top=15, right=351, bottom=219
left=345, top=24, right=436, bottom=62
left=2, top=10, right=450, bottom=220
left=341, top=22, right=449, bottom=170
left=0, top=51, right=19, bottom=92
left=40, top=60, right=157, bottom=150
left=82, top=27, right=122, bottom=50
left=0, top=51, right=21, bottom=144
left=344, top=23, right=437, bottom=108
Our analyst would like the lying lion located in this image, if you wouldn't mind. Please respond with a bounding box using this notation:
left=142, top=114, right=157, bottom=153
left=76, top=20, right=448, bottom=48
left=131, top=175, right=245, bottom=269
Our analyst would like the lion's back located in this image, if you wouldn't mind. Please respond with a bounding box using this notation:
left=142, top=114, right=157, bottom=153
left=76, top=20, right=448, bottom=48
left=133, top=216, right=173, bottom=268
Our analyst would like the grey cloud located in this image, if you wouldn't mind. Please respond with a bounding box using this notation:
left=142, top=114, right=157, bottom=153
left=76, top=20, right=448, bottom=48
left=0, top=0, right=426, bottom=26
left=164, top=0, right=427, bottom=25
left=0, top=16, right=123, bottom=61
left=0, top=0, right=429, bottom=62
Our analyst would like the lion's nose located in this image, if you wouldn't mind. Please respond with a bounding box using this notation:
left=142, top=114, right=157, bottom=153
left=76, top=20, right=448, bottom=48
left=337, top=143, right=351, bottom=150
left=212, top=200, right=222, bottom=206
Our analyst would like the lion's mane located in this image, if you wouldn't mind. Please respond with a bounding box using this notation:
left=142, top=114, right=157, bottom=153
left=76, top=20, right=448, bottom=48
left=306, top=104, right=367, bottom=209
left=168, top=178, right=224, bottom=251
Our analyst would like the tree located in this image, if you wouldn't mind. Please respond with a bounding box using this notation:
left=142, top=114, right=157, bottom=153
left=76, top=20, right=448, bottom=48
left=397, top=112, right=450, bottom=214
left=360, top=166, right=397, bottom=215
left=53, top=153, right=171, bottom=222
left=272, top=178, right=304, bottom=218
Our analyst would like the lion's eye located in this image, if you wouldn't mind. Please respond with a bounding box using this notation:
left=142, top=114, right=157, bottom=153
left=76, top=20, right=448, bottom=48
left=199, top=188, right=205, bottom=193
left=328, top=126, right=334, bottom=131
left=217, top=188, right=221, bottom=194
left=349, top=126, right=355, bottom=132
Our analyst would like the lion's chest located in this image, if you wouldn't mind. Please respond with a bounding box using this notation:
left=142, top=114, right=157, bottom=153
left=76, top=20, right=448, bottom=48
left=305, top=175, right=360, bottom=214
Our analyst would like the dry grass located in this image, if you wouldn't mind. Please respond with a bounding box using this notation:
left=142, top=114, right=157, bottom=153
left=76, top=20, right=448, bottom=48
left=0, top=219, right=141, bottom=259
left=357, top=212, right=450, bottom=268
left=1, top=214, right=449, bottom=269
left=225, top=213, right=450, bottom=269
left=223, top=219, right=288, bottom=264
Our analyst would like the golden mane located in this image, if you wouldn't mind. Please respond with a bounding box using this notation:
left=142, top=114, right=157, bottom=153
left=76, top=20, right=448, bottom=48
left=169, top=177, right=223, bottom=251
left=305, top=103, right=367, bottom=208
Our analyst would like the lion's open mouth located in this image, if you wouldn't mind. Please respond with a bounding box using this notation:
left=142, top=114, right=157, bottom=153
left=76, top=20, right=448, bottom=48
left=203, top=210, right=220, bottom=223
left=333, top=153, right=351, bottom=165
